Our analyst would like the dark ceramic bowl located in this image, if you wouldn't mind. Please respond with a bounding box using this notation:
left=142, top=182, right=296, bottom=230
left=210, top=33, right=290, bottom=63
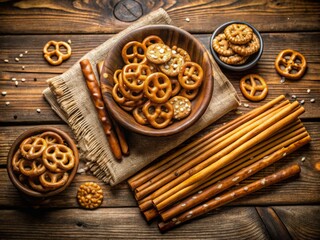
left=7, top=127, right=79, bottom=198
left=100, top=24, right=213, bottom=137
left=210, top=21, right=264, bottom=71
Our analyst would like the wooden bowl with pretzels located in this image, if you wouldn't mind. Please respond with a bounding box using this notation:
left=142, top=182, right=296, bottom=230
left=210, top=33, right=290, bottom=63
left=100, top=24, right=213, bottom=137
left=7, top=127, right=79, bottom=199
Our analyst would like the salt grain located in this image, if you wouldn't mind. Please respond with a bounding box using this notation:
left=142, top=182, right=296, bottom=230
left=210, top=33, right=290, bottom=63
left=1, top=91, right=7, bottom=96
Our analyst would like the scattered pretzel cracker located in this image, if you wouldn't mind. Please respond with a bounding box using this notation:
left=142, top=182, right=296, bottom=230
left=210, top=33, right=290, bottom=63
left=77, top=182, right=104, bottom=209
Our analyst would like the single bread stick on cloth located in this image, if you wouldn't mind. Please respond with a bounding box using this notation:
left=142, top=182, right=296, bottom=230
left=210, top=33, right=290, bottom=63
left=80, top=59, right=126, bottom=160
left=127, top=95, right=311, bottom=228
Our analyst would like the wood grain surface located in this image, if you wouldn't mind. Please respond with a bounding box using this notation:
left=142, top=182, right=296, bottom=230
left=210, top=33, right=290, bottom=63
left=0, top=0, right=319, bottom=239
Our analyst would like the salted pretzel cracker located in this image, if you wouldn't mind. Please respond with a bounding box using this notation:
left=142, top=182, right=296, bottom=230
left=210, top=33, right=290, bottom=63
left=159, top=53, right=184, bottom=77
left=39, top=171, right=69, bottom=189
left=179, top=88, right=199, bottom=101
left=122, top=41, right=147, bottom=64
left=20, top=136, right=48, bottom=160
left=42, top=144, right=75, bottom=172
left=178, top=62, right=204, bottom=90
left=219, top=54, right=248, bottom=65
left=122, top=63, right=151, bottom=91
left=118, top=73, right=144, bottom=101
left=40, top=131, right=64, bottom=145
left=275, top=49, right=307, bottom=80
left=142, top=35, right=164, bottom=47
left=143, top=72, right=172, bottom=104
left=43, top=40, right=71, bottom=66
left=240, top=74, right=268, bottom=101
left=19, top=158, right=46, bottom=177
left=212, top=33, right=235, bottom=57
left=229, top=33, right=260, bottom=56
left=142, top=100, right=174, bottom=129
left=224, top=23, right=253, bottom=45
left=169, top=96, right=192, bottom=120
left=146, top=43, right=172, bottom=64
left=77, top=182, right=104, bottom=209
left=172, top=46, right=191, bottom=62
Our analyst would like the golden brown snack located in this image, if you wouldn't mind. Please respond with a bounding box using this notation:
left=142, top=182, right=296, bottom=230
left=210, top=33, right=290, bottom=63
left=274, top=49, right=307, bottom=80
left=229, top=33, right=260, bottom=56
left=159, top=53, right=184, bottom=77
left=178, top=62, right=203, bottom=90
left=133, top=105, right=149, bottom=125
left=219, top=54, right=248, bottom=65
left=40, top=131, right=64, bottom=145
left=39, top=171, right=69, bottom=189
left=20, top=136, right=48, bottom=160
left=146, top=43, right=172, bottom=64
left=179, top=88, right=199, bottom=101
left=240, top=74, right=268, bottom=101
left=169, top=96, right=192, bottom=120
left=42, top=144, right=75, bottom=172
left=43, top=40, right=71, bottom=66
left=77, top=182, right=104, bottom=209
left=142, top=100, right=174, bottom=129
left=143, top=72, right=172, bottom=104
left=19, top=158, right=46, bottom=177
left=224, top=23, right=253, bottom=45
left=212, top=33, right=234, bottom=57
left=12, top=150, right=23, bottom=173
left=142, top=35, right=164, bottom=47
left=122, top=41, right=147, bottom=64
left=172, top=46, right=191, bottom=62
left=122, top=63, right=151, bottom=91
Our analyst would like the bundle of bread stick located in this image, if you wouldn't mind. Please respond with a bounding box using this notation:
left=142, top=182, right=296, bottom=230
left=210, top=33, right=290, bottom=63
left=127, top=95, right=311, bottom=232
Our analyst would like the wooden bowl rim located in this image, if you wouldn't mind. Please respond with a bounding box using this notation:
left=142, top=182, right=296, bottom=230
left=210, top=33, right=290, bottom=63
left=101, top=24, right=213, bottom=137
left=7, top=126, right=79, bottom=198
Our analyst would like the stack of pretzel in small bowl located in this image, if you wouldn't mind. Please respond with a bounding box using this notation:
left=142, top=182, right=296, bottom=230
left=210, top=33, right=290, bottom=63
left=7, top=127, right=79, bottom=198
left=100, top=24, right=213, bottom=137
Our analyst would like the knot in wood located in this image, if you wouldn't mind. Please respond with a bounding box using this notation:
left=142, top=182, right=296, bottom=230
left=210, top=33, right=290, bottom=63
left=113, top=0, right=143, bottom=22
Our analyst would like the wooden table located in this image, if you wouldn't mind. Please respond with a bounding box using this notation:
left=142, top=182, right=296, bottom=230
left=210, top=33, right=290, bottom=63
left=1, top=1, right=319, bottom=239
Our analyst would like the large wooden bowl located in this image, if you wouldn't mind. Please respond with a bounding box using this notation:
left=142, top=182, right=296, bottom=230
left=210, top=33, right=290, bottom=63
left=7, top=127, right=79, bottom=199
left=101, top=24, right=213, bottom=137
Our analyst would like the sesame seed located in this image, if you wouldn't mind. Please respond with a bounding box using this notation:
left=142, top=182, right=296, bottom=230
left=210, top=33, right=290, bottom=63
left=280, top=77, right=286, bottom=83
left=203, top=204, right=208, bottom=208
left=192, top=196, right=197, bottom=199
left=68, top=39, right=72, bottom=44
left=283, top=152, right=287, bottom=157
left=11, top=77, right=17, bottom=81
left=188, top=211, right=193, bottom=215
left=310, top=98, right=315, bottom=103
left=172, top=218, right=177, bottom=222
left=172, top=50, right=177, bottom=54
left=25, top=50, right=28, bottom=54
left=300, top=99, right=305, bottom=105
left=175, top=221, right=181, bottom=225
left=307, top=89, right=311, bottom=93
left=36, top=108, right=41, bottom=113
left=198, top=190, right=203, bottom=194
left=15, top=81, right=19, bottom=87
left=181, top=203, right=186, bottom=207
left=15, top=57, right=19, bottom=62
left=1, top=91, right=7, bottom=96
left=291, top=95, right=297, bottom=99
left=243, top=103, right=249, bottom=108
left=248, top=169, right=252, bottom=174
left=215, top=197, right=221, bottom=201
left=261, top=178, right=266, bottom=185
left=4, top=59, right=9, bottom=63
left=217, top=184, right=222, bottom=189
left=244, top=187, right=248, bottom=191
left=301, top=156, right=306, bottom=162
left=185, top=17, right=190, bottom=22
left=5, top=101, right=10, bottom=106
left=21, top=78, right=26, bottom=82
left=22, top=66, right=25, bottom=70
left=232, top=176, right=240, bottom=182
left=19, top=53, right=23, bottom=57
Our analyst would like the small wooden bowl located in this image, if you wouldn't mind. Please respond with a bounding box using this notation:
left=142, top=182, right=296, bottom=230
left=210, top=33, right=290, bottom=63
left=210, top=21, right=264, bottom=71
left=100, top=24, right=213, bottom=137
left=7, top=127, right=79, bottom=198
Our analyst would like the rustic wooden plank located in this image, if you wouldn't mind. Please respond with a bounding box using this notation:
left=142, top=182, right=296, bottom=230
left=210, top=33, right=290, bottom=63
left=0, top=32, right=319, bottom=123
left=272, top=206, right=320, bottom=240
left=0, top=0, right=319, bottom=34
left=1, top=122, right=319, bottom=208
left=0, top=207, right=269, bottom=239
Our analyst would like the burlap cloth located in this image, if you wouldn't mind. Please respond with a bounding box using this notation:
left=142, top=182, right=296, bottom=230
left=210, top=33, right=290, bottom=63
left=43, top=8, right=240, bottom=186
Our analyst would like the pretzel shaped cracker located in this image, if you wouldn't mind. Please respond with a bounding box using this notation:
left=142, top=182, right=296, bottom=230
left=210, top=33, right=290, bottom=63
left=39, top=171, right=69, bottom=189
left=240, top=74, right=268, bottom=101
left=122, top=63, right=151, bottom=91
left=113, top=69, right=122, bottom=84
left=20, top=136, right=48, bottom=160
left=28, top=177, right=51, bottom=192
left=43, top=40, right=71, bottom=66
left=42, top=144, right=75, bottom=172
left=146, top=43, right=172, bottom=64
left=224, top=23, right=253, bottom=45
left=170, top=78, right=181, bottom=97
left=12, top=150, right=23, bottom=173
left=142, top=100, right=173, bottom=129
left=179, top=88, right=199, bottom=101
left=212, top=33, right=234, bottom=57
left=19, top=158, right=46, bottom=177
left=219, top=54, right=248, bottom=65
left=122, top=41, right=147, bottom=64
left=275, top=49, right=307, bottom=80
left=133, top=105, right=149, bottom=125
left=229, top=33, right=260, bottom=56
left=143, top=72, right=172, bottom=104
left=118, top=73, right=144, bottom=101
left=142, top=35, right=164, bottom=47
left=159, top=53, right=184, bottom=77
left=178, top=62, right=204, bottom=90
left=40, top=131, right=64, bottom=145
